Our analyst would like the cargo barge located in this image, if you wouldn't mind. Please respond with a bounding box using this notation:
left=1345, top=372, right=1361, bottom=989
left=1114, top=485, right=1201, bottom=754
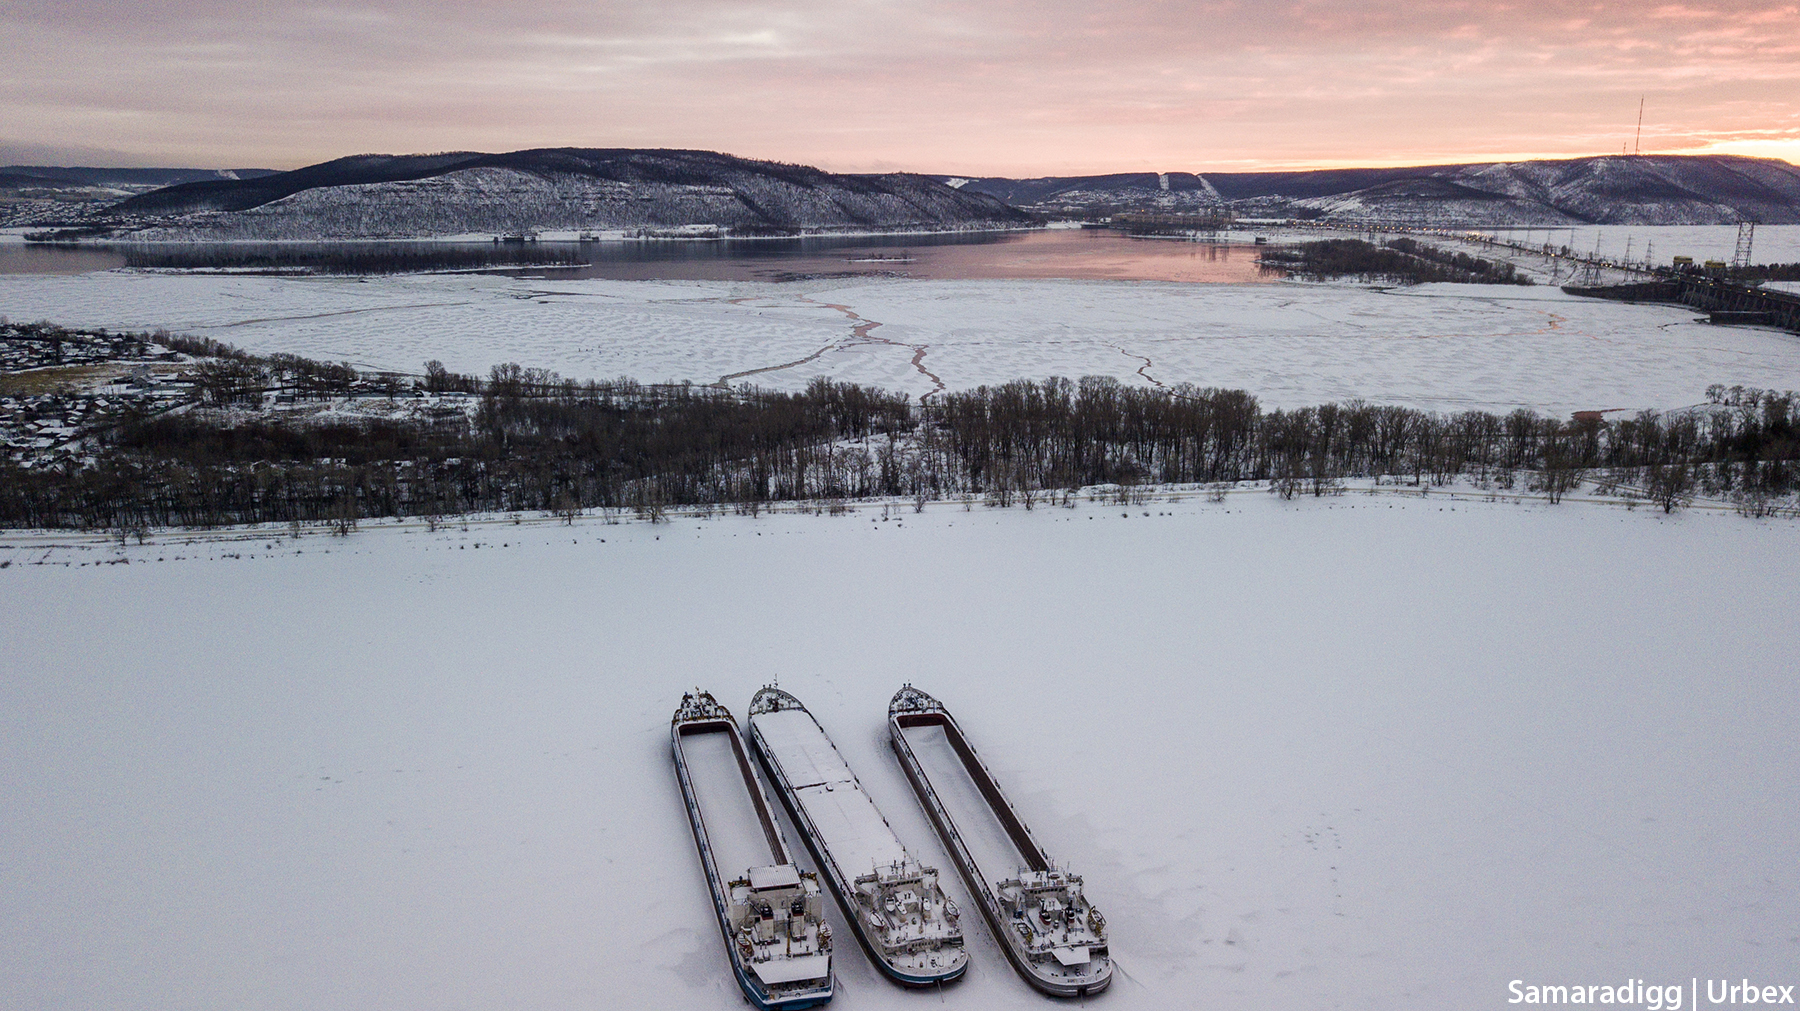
left=746, top=686, right=969, bottom=987
left=887, top=685, right=1112, bottom=997
left=672, top=690, right=834, bottom=1009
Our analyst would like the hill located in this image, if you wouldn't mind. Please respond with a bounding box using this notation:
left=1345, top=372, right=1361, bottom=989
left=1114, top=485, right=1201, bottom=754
left=0, top=166, right=281, bottom=228
left=1, top=166, right=278, bottom=189
left=941, top=155, right=1800, bottom=225
left=77, top=148, right=1035, bottom=240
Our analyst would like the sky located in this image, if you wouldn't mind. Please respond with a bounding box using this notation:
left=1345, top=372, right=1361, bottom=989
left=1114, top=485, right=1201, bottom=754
left=2, top=0, right=1798, bottom=174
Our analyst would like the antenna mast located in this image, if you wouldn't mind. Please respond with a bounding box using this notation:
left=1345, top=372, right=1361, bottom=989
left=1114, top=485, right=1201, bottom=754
left=1635, top=96, right=1644, bottom=155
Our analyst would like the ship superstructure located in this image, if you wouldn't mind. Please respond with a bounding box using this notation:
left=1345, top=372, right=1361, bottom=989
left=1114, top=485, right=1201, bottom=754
left=887, top=685, right=1113, bottom=997
left=671, top=690, right=834, bottom=1010
left=746, top=686, right=969, bottom=987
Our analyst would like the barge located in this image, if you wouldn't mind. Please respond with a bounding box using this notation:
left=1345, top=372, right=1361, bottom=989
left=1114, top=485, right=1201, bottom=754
left=746, top=686, right=969, bottom=987
left=887, top=685, right=1113, bottom=997
left=671, top=690, right=834, bottom=1009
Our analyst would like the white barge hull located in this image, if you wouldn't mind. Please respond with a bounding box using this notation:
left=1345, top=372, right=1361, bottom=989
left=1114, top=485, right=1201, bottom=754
left=888, top=685, right=1113, bottom=998
left=747, top=687, right=969, bottom=987
left=671, top=691, right=834, bottom=1010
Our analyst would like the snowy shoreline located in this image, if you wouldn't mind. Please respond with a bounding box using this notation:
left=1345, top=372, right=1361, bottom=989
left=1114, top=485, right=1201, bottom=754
left=1, top=473, right=1785, bottom=549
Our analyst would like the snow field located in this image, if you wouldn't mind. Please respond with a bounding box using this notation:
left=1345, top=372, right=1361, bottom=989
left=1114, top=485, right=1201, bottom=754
left=2, top=491, right=1796, bottom=1011
left=4, top=269, right=1798, bottom=415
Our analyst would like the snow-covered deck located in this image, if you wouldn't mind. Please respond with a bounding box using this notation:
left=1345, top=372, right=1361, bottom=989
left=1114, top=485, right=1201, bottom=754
left=753, top=708, right=909, bottom=872
left=897, top=723, right=1031, bottom=891
left=678, top=729, right=781, bottom=880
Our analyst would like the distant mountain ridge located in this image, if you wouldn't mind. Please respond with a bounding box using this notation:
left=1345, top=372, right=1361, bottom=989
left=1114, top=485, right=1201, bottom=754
left=0, top=166, right=281, bottom=225
left=1, top=166, right=278, bottom=189
left=83, top=148, right=1034, bottom=239
left=15, top=151, right=1799, bottom=238
left=940, top=155, right=1800, bottom=225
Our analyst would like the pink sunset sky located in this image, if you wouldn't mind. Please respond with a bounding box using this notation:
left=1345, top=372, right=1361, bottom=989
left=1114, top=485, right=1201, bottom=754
left=3, top=0, right=1797, bottom=174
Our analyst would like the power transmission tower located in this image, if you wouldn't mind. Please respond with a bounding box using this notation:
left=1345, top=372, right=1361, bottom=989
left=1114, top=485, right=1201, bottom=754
left=1731, top=222, right=1755, bottom=269
left=1576, top=232, right=1605, bottom=285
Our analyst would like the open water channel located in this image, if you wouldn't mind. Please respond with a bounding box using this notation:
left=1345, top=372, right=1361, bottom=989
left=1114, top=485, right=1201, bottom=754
left=0, top=228, right=1278, bottom=283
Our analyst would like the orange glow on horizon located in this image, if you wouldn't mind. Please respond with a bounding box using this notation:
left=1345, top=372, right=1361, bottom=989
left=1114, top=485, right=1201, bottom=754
left=3, top=0, right=1796, bottom=176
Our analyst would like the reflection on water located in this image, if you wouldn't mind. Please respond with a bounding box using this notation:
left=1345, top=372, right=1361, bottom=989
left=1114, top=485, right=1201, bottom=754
left=551, top=229, right=1278, bottom=284
left=0, top=229, right=1281, bottom=284
left=15, top=242, right=587, bottom=275
left=0, top=245, right=128, bottom=275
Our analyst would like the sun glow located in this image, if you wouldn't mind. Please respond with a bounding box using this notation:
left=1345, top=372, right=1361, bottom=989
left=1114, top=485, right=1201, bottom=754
left=1689, top=137, right=1800, bottom=165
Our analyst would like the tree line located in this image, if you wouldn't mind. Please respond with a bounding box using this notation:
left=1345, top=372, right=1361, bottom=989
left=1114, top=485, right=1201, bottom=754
left=1260, top=238, right=1531, bottom=285
left=2, top=344, right=1794, bottom=528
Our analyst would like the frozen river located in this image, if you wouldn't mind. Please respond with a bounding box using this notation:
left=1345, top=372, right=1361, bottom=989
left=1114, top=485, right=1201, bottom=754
left=3, top=490, right=1795, bottom=1011
left=4, top=267, right=1797, bottom=415
left=6, top=225, right=1798, bottom=415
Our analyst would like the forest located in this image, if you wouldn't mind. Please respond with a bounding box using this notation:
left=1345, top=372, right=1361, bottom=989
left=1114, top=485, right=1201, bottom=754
left=1258, top=238, right=1532, bottom=285
left=2, top=333, right=1796, bottom=530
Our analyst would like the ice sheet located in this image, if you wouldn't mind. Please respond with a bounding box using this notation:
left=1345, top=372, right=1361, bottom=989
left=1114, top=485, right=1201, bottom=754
left=5, top=269, right=1797, bottom=415
left=2, top=492, right=1797, bottom=1010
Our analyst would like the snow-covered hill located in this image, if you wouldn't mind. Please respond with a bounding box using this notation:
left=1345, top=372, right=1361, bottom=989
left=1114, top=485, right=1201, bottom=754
left=91, top=149, right=1037, bottom=240
left=945, top=155, right=1800, bottom=225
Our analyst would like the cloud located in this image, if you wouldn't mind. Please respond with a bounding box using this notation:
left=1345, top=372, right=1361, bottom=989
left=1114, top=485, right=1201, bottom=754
left=1, top=0, right=1796, bottom=172
left=0, top=138, right=169, bottom=169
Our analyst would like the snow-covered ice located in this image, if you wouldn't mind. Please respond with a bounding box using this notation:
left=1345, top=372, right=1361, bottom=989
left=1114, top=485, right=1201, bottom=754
left=4, top=270, right=1797, bottom=414
left=3, top=492, right=1795, bottom=1010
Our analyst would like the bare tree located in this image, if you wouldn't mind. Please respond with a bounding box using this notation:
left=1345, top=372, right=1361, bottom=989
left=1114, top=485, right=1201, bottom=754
left=330, top=493, right=358, bottom=535
left=554, top=490, right=581, bottom=525
left=1645, top=463, right=1692, bottom=514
